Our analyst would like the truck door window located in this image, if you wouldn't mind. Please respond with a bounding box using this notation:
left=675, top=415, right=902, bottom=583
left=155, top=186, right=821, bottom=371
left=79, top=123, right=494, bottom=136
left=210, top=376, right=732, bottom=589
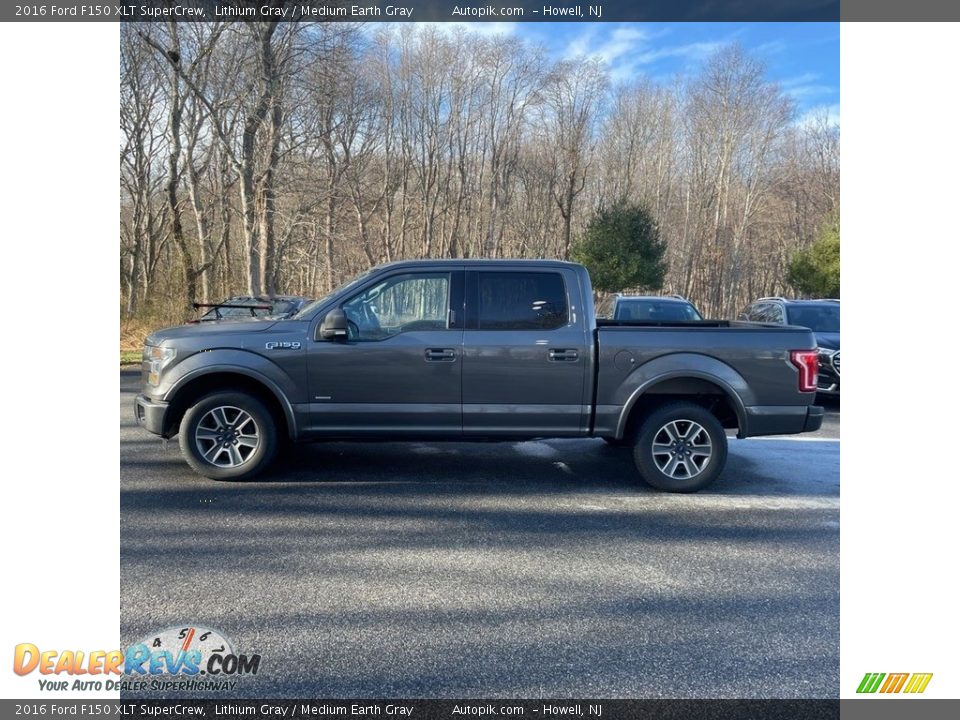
left=342, top=273, right=450, bottom=341
left=476, top=272, right=568, bottom=330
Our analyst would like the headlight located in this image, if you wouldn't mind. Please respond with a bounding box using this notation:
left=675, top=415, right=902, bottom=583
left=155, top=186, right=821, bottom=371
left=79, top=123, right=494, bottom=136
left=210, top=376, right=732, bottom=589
left=145, top=345, right=176, bottom=386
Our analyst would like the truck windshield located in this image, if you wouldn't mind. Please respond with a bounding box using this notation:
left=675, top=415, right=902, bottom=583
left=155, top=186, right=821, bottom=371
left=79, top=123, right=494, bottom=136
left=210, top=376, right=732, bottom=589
left=786, top=305, right=840, bottom=333
left=292, top=270, right=374, bottom=319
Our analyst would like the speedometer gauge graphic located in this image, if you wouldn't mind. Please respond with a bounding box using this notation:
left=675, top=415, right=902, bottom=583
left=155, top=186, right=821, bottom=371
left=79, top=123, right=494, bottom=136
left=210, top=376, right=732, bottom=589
left=137, top=625, right=235, bottom=672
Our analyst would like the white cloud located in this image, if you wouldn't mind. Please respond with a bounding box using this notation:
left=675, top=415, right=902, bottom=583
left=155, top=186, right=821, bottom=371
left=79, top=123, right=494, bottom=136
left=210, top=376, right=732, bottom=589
left=780, top=72, right=835, bottom=100
left=563, top=25, right=602, bottom=59
left=364, top=22, right=518, bottom=39
left=592, top=26, right=655, bottom=65
left=755, top=39, right=788, bottom=55
left=416, top=21, right=519, bottom=38
left=786, top=84, right=836, bottom=100
left=798, top=103, right=841, bottom=128
left=781, top=72, right=821, bottom=87
left=631, top=40, right=727, bottom=66
left=559, top=24, right=734, bottom=84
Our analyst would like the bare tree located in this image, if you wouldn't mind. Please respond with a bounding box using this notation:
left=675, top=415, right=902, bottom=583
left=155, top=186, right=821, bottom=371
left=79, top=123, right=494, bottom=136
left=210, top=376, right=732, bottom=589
left=120, top=25, right=167, bottom=315
left=121, top=25, right=838, bottom=331
left=542, top=57, right=607, bottom=258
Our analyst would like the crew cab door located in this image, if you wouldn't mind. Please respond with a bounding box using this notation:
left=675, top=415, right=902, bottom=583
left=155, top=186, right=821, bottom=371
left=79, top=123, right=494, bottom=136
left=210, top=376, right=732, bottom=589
left=461, top=268, right=589, bottom=436
left=306, top=269, right=465, bottom=435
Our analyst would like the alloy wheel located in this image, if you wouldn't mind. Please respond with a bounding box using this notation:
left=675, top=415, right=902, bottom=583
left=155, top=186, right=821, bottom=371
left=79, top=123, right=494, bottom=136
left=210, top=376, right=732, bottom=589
left=651, top=419, right=713, bottom=479
left=194, top=406, right=260, bottom=468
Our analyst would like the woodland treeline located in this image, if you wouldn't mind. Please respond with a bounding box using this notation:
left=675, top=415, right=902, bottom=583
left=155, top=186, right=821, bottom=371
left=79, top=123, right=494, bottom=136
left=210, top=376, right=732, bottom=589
left=120, top=21, right=839, bottom=323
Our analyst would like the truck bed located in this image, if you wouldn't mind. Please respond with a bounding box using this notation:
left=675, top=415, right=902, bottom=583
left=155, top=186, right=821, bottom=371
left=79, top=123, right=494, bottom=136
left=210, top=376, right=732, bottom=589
left=597, top=318, right=731, bottom=328
left=592, top=321, right=819, bottom=439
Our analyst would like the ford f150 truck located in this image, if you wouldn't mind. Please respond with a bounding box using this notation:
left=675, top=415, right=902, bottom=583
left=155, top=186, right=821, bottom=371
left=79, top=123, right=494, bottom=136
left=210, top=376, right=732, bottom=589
left=135, top=260, right=823, bottom=492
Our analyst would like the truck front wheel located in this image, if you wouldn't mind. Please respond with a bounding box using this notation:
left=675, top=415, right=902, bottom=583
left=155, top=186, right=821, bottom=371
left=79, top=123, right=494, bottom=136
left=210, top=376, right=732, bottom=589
left=179, top=391, right=278, bottom=481
left=633, top=402, right=728, bottom=492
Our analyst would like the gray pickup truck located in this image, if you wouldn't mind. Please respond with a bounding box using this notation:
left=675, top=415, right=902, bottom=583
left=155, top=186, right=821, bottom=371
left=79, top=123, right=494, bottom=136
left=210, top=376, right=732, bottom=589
left=136, top=260, right=823, bottom=492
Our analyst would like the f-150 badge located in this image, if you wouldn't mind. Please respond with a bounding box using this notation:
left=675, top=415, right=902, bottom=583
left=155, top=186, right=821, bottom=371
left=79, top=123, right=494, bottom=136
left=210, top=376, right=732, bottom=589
left=265, top=341, right=301, bottom=350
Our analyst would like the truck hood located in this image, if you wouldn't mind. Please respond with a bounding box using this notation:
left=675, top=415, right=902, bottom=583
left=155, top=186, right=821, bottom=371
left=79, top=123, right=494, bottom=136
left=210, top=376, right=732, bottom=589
left=146, top=319, right=280, bottom=345
left=814, top=332, right=840, bottom=351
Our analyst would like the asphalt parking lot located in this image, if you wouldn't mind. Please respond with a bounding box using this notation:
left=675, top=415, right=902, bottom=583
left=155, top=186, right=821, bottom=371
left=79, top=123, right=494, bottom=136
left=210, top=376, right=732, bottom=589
left=120, top=371, right=839, bottom=698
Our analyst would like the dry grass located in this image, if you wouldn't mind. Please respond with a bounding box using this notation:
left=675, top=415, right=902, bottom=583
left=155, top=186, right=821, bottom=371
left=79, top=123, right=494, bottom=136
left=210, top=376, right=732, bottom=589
left=120, top=316, right=167, bottom=352
left=120, top=309, right=188, bottom=365
left=120, top=350, right=142, bottom=365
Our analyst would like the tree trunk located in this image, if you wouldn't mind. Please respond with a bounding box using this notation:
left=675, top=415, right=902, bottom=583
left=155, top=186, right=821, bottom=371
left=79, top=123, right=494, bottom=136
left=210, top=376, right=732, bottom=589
left=163, top=25, right=197, bottom=310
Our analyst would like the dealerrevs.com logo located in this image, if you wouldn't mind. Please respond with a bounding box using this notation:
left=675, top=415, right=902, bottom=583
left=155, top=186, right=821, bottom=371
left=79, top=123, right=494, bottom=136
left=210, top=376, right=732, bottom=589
left=857, top=672, right=933, bottom=694
left=13, top=626, right=261, bottom=692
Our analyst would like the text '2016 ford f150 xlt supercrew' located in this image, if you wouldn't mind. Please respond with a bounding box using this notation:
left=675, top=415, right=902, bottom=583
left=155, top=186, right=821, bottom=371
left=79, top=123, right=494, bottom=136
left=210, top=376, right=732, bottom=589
left=136, top=260, right=823, bottom=492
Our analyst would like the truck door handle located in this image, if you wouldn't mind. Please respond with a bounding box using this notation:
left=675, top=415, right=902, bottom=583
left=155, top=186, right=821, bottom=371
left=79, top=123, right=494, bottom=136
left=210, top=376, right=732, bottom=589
left=425, top=348, right=456, bottom=362
left=548, top=349, right=579, bottom=362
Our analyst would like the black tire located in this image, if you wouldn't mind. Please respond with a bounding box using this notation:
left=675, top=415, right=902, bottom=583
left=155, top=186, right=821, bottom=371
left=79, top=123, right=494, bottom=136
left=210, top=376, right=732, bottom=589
left=632, top=402, right=728, bottom=492
left=179, top=391, right=278, bottom=481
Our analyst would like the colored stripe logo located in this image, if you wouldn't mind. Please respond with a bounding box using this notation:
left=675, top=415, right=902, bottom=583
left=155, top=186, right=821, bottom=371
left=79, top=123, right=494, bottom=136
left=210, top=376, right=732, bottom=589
left=857, top=672, right=933, bottom=694
left=904, top=673, right=934, bottom=694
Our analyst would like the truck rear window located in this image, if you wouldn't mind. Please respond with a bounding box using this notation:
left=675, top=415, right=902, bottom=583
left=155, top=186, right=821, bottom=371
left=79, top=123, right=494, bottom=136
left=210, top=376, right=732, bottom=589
left=477, top=272, right=568, bottom=330
left=615, top=300, right=702, bottom=322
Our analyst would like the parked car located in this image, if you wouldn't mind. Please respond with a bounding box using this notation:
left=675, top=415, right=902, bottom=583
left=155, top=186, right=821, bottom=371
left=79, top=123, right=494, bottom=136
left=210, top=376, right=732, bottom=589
left=739, top=297, right=839, bottom=396
left=192, top=295, right=311, bottom=323
left=612, top=294, right=704, bottom=322
left=136, top=260, right=823, bottom=492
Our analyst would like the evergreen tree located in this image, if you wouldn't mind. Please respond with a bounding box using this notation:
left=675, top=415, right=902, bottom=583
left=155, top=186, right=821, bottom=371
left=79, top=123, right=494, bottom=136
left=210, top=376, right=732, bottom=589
left=788, top=214, right=840, bottom=297
left=571, top=203, right=668, bottom=293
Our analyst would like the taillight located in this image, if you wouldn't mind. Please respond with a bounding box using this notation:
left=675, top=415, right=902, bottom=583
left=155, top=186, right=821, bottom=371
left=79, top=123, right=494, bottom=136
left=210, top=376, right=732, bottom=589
left=790, top=350, right=819, bottom=393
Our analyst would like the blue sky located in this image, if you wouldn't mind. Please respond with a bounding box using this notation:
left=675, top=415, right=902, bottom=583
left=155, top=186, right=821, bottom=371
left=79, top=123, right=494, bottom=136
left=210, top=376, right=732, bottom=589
left=451, top=22, right=840, bottom=125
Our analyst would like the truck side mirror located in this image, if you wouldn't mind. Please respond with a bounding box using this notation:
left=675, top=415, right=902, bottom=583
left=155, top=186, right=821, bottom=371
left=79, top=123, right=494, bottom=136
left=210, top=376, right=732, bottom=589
left=318, top=308, right=348, bottom=341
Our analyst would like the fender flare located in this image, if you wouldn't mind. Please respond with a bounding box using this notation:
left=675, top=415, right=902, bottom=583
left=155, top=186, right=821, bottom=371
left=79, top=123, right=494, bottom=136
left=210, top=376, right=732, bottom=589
left=614, top=354, right=751, bottom=439
left=164, top=360, right=299, bottom=440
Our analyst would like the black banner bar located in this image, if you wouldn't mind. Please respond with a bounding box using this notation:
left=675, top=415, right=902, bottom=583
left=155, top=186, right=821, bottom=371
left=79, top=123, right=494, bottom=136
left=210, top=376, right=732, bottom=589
left=7, top=0, right=841, bottom=23
left=8, top=0, right=960, bottom=22
left=0, top=699, right=844, bottom=719
left=7, top=699, right=960, bottom=720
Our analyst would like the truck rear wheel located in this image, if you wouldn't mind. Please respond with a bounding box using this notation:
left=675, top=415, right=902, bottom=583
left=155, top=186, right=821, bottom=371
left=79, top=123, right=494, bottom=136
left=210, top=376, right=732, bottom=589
left=179, top=391, right=278, bottom=481
left=632, top=402, right=727, bottom=492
